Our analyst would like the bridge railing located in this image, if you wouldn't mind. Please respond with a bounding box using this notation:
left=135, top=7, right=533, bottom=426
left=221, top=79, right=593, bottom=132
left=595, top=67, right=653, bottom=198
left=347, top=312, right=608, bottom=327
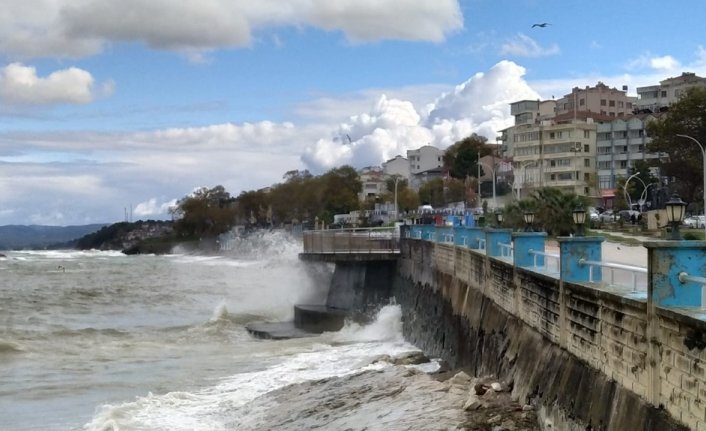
left=302, top=227, right=400, bottom=254
left=579, top=258, right=648, bottom=292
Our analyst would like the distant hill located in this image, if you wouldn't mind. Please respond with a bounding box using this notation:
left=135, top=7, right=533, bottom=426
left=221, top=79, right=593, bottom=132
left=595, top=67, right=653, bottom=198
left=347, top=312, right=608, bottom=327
left=0, top=224, right=108, bottom=250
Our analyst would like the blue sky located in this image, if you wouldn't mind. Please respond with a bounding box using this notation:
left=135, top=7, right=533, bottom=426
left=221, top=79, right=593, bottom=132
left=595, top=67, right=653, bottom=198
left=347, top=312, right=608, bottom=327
left=1, top=0, right=705, bottom=226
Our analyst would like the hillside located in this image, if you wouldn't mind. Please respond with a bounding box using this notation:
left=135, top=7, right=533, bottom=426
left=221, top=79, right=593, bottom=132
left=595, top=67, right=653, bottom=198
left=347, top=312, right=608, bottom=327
left=0, top=224, right=107, bottom=250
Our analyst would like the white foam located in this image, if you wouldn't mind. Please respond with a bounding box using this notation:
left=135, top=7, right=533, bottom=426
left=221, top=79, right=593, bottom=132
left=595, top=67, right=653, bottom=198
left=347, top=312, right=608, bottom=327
left=84, top=306, right=415, bottom=431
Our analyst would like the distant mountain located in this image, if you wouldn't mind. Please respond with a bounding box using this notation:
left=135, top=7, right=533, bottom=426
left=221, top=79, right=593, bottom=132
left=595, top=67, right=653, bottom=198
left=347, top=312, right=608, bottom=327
left=0, top=224, right=108, bottom=250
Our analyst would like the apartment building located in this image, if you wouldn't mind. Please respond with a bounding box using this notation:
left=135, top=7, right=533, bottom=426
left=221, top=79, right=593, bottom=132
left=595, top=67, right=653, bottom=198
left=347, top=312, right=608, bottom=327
left=407, top=145, right=443, bottom=175
left=635, top=72, right=706, bottom=113
left=555, top=82, right=637, bottom=118
left=357, top=166, right=386, bottom=201
left=382, top=155, right=410, bottom=180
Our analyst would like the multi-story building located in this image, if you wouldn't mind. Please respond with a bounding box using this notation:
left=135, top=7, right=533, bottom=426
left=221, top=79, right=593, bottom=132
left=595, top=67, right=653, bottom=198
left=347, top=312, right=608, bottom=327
left=595, top=113, right=666, bottom=207
left=407, top=145, right=444, bottom=190
left=635, top=72, right=706, bottom=113
left=554, top=82, right=637, bottom=118
left=382, top=155, right=410, bottom=180
left=357, top=166, right=386, bottom=201
left=506, top=101, right=600, bottom=198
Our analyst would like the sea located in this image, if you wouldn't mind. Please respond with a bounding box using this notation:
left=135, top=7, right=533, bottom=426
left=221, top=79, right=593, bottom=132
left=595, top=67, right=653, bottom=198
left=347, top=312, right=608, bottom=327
left=0, top=230, right=465, bottom=431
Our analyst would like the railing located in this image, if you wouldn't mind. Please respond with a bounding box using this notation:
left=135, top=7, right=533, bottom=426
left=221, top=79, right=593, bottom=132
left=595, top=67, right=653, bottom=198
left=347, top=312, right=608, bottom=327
left=498, top=242, right=513, bottom=259
left=478, top=238, right=486, bottom=251
left=579, top=258, right=648, bottom=292
left=678, top=272, right=706, bottom=307
left=529, top=249, right=560, bottom=273
left=302, top=227, right=400, bottom=254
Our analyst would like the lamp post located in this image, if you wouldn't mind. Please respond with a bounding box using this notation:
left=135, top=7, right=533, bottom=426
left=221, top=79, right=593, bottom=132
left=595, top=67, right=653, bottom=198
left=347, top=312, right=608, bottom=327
left=392, top=175, right=401, bottom=221
left=478, top=160, right=497, bottom=210
left=523, top=211, right=535, bottom=232
left=623, top=171, right=642, bottom=211
left=676, top=134, right=706, bottom=238
left=496, top=211, right=504, bottom=228
left=665, top=193, right=687, bottom=240
left=515, top=161, right=538, bottom=200
left=572, top=207, right=587, bottom=237
left=473, top=211, right=480, bottom=227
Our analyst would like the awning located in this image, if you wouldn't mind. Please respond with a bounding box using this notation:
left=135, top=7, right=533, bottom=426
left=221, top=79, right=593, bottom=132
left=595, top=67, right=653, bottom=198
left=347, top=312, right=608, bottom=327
left=600, top=189, right=616, bottom=198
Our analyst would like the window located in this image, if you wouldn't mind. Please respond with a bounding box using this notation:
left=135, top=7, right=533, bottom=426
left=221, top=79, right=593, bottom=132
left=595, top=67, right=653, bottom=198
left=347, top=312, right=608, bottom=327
left=558, top=172, right=573, bottom=181
left=627, top=103, right=632, bottom=109
left=618, top=101, right=624, bottom=108
left=601, top=99, right=607, bottom=106
left=549, top=132, right=555, bottom=139
left=619, top=160, right=627, bottom=168
left=584, top=144, right=589, bottom=153
left=584, top=173, right=590, bottom=182
left=579, top=99, right=585, bottom=106
left=584, top=159, right=590, bottom=167
left=585, top=187, right=589, bottom=194
left=584, top=130, right=590, bottom=138
left=609, top=100, right=615, bottom=107
left=661, top=90, right=667, bottom=98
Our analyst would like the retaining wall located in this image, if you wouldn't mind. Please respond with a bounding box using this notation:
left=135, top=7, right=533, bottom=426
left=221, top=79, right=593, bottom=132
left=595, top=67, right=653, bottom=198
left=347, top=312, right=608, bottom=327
left=392, top=238, right=696, bottom=430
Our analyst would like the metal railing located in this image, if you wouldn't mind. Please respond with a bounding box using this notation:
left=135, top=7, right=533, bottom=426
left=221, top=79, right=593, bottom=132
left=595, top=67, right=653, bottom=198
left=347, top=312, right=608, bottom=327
left=677, top=272, right=706, bottom=307
left=498, top=242, right=513, bottom=259
left=579, top=258, right=647, bottom=292
left=302, top=227, right=400, bottom=254
left=528, top=249, right=560, bottom=273
left=478, top=238, right=486, bottom=251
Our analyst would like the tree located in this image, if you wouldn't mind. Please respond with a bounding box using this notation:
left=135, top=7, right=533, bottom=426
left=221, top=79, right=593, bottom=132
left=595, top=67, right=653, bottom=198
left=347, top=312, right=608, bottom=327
left=418, top=178, right=445, bottom=208
left=442, top=134, right=493, bottom=180
left=171, top=185, right=237, bottom=238
left=647, top=87, right=706, bottom=203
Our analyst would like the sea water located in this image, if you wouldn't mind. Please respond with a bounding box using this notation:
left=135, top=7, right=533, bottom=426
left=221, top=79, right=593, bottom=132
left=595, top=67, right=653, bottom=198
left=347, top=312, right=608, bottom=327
left=0, top=231, right=456, bottom=430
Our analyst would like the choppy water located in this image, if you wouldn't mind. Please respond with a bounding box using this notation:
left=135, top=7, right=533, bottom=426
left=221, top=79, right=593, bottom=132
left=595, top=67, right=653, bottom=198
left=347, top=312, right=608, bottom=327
left=0, top=231, right=446, bottom=430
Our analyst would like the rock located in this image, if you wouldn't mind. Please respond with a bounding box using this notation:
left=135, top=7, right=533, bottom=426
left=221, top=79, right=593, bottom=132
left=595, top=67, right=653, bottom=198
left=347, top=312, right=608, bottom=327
left=474, top=382, right=488, bottom=395
left=435, top=359, right=451, bottom=373
left=391, top=351, right=429, bottom=365
left=448, top=371, right=472, bottom=388
left=463, top=393, right=483, bottom=411
left=491, top=382, right=503, bottom=392
left=522, top=404, right=534, bottom=411
left=370, top=354, right=392, bottom=364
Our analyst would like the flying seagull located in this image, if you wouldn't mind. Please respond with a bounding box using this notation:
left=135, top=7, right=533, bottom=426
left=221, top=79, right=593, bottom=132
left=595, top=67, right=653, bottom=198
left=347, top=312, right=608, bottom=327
left=532, top=23, right=550, bottom=28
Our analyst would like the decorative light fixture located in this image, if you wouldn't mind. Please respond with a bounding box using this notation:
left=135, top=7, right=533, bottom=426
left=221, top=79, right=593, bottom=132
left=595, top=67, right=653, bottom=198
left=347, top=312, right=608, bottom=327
left=572, top=207, right=587, bottom=237
left=523, top=211, right=535, bottom=232
left=665, top=194, right=687, bottom=240
left=496, top=211, right=504, bottom=227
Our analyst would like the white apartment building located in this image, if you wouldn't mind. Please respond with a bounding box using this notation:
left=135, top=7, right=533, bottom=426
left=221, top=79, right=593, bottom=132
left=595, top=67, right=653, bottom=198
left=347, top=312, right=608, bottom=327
left=407, top=145, right=443, bottom=175
left=357, top=166, right=386, bottom=201
left=596, top=113, right=665, bottom=205
left=382, top=155, right=410, bottom=180
left=635, top=72, right=706, bottom=113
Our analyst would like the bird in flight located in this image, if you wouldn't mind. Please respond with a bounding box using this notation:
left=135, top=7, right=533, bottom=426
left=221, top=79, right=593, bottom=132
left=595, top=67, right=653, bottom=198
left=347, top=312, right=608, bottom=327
left=532, top=23, right=550, bottom=28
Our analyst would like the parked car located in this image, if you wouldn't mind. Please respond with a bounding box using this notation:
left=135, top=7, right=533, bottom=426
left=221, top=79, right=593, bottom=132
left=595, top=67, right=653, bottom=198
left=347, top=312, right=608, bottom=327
left=598, top=210, right=616, bottom=223
left=683, top=215, right=706, bottom=228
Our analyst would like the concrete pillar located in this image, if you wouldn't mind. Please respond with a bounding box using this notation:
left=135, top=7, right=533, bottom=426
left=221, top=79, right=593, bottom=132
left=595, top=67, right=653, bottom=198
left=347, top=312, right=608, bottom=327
left=558, top=236, right=605, bottom=283
left=644, top=240, right=706, bottom=307
left=485, top=229, right=512, bottom=257
left=512, top=232, right=547, bottom=267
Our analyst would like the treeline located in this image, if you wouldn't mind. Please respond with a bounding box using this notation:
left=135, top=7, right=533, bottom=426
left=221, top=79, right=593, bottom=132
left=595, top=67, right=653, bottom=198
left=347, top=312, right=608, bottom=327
left=167, top=134, right=506, bottom=239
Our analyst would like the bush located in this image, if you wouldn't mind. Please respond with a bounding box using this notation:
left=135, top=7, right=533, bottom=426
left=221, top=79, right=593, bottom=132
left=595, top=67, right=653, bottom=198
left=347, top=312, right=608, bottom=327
left=683, top=232, right=700, bottom=241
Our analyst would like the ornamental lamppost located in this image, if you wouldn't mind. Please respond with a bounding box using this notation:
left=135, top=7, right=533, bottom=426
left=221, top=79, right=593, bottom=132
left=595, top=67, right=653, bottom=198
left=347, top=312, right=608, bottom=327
left=665, top=194, right=687, bottom=240
left=496, top=211, right=504, bottom=228
left=573, top=207, right=587, bottom=237
left=523, top=211, right=535, bottom=232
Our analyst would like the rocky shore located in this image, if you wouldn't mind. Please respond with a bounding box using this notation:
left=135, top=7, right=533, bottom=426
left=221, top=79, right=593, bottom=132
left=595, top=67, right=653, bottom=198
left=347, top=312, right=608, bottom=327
left=225, top=351, right=540, bottom=431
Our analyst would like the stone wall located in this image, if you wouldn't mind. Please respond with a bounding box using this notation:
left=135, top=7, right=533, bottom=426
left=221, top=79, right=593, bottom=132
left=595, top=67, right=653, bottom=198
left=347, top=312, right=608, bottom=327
left=393, top=238, right=691, bottom=430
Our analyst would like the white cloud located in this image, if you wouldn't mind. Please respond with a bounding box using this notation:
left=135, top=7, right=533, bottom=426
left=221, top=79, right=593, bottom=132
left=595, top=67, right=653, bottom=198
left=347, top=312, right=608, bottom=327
left=301, top=60, right=539, bottom=172
left=0, top=0, right=463, bottom=60
left=625, top=52, right=682, bottom=73
left=650, top=55, right=681, bottom=71
left=0, top=63, right=97, bottom=106
left=133, top=198, right=177, bottom=217
left=500, top=34, right=560, bottom=58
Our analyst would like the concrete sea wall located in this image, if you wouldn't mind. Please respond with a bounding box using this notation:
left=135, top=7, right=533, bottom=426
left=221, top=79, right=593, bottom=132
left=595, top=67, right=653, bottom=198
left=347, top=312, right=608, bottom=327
left=392, top=238, right=692, bottom=430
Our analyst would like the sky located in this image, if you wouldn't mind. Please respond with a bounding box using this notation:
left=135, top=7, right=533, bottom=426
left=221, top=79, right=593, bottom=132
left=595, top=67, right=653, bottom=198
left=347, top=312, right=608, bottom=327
left=1, top=0, right=705, bottom=226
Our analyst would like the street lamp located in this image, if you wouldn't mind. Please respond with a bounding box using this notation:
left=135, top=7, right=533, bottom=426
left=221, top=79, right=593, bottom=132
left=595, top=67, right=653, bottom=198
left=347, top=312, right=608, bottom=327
left=391, top=175, right=401, bottom=221
left=665, top=194, right=687, bottom=240
left=677, top=134, right=706, bottom=238
left=523, top=211, right=535, bottom=232
left=496, top=211, right=504, bottom=227
left=473, top=211, right=480, bottom=227
left=478, top=161, right=497, bottom=210
left=623, top=171, right=642, bottom=211
left=573, top=207, right=587, bottom=237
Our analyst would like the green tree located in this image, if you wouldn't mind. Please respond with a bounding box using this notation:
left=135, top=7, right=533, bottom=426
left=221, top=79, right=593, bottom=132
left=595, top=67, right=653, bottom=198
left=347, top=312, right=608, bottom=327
left=418, top=178, right=445, bottom=208
left=171, top=185, right=237, bottom=238
left=647, top=86, right=706, bottom=203
left=442, top=134, right=493, bottom=180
